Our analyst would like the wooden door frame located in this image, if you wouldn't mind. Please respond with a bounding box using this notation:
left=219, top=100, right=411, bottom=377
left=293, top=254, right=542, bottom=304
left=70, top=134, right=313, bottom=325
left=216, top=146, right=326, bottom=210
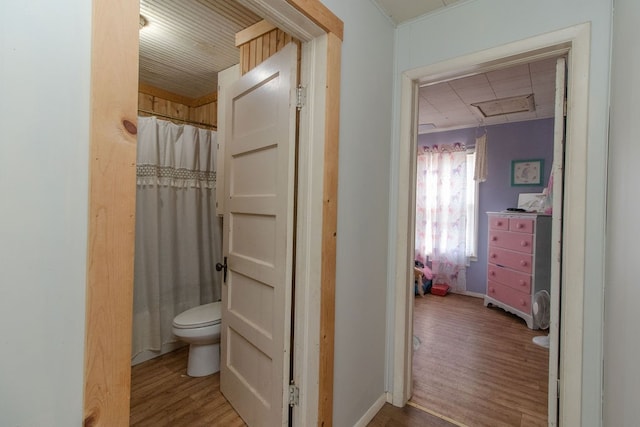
left=391, top=23, right=590, bottom=427
left=84, top=1, right=343, bottom=426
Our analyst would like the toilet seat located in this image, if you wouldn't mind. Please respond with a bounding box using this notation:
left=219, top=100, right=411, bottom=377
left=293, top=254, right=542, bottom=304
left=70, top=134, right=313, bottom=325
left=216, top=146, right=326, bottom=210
left=173, top=302, right=221, bottom=329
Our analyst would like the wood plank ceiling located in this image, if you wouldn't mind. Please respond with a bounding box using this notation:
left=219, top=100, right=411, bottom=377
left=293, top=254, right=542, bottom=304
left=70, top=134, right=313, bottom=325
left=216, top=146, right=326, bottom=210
left=139, top=0, right=261, bottom=98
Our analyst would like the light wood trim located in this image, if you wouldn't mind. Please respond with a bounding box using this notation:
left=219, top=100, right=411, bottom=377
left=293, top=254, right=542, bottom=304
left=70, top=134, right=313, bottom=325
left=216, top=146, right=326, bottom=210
left=235, top=19, right=277, bottom=46
left=285, top=0, right=344, bottom=41
left=238, top=27, right=301, bottom=76
left=190, top=91, right=218, bottom=108
left=84, top=0, right=138, bottom=425
left=139, top=83, right=217, bottom=109
left=138, top=82, right=194, bottom=107
left=318, top=32, right=341, bottom=427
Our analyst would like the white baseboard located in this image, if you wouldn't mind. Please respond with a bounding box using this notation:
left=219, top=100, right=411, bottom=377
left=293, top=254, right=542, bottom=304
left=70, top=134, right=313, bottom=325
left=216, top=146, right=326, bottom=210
left=353, top=394, right=387, bottom=427
left=452, top=290, right=484, bottom=299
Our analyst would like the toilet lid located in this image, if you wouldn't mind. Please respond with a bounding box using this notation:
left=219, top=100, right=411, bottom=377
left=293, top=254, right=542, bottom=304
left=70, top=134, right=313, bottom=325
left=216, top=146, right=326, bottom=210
left=173, top=302, right=222, bottom=329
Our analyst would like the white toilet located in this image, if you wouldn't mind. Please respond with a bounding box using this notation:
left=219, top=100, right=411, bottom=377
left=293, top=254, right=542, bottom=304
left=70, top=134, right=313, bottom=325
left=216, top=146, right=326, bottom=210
left=172, top=301, right=222, bottom=377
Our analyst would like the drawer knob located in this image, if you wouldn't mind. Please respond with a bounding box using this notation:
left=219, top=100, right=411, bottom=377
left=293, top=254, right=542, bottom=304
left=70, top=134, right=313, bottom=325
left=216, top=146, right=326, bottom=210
left=520, top=260, right=527, bottom=266
left=520, top=299, right=526, bottom=307
left=517, top=223, right=524, bottom=229
left=520, top=241, right=528, bottom=247
left=490, top=271, right=496, bottom=276
left=519, top=280, right=526, bottom=286
left=490, top=287, right=495, bottom=294
left=492, top=236, right=498, bottom=241
left=491, top=253, right=497, bottom=259
left=497, top=221, right=503, bottom=226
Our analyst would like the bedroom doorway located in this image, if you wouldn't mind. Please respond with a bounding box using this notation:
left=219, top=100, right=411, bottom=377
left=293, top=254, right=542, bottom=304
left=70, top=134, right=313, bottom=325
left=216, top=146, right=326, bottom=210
left=391, top=23, right=591, bottom=427
left=409, top=55, right=566, bottom=426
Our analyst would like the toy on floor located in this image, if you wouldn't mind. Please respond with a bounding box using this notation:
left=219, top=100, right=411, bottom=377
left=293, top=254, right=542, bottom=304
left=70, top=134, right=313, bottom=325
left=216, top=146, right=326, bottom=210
left=414, top=260, right=433, bottom=296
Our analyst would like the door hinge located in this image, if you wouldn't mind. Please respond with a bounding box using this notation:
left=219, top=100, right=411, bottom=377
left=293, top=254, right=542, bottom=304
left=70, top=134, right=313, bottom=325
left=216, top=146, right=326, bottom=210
left=288, top=383, right=299, bottom=407
left=296, top=85, right=306, bottom=111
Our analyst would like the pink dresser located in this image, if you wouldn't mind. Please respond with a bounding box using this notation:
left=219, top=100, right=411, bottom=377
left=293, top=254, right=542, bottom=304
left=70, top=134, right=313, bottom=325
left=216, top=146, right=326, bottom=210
left=484, top=212, right=551, bottom=329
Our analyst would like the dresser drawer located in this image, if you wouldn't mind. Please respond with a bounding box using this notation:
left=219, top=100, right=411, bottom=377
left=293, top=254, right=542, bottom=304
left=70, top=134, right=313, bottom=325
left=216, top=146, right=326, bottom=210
left=509, top=218, right=534, bottom=233
left=488, top=246, right=533, bottom=274
left=489, top=230, right=533, bottom=254
left=489, top=216, right=509, bottom=230
left=487, top=264, right=532, bottom=294
left=487, top=281, right=532, bottom=314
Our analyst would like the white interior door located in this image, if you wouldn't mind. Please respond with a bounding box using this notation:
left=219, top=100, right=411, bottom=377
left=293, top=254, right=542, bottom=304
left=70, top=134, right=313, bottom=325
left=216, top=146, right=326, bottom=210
left=215, top=64, right=241, bottom=217
left=548, top=56, right=567, bottom=427
left=220, top=43, right=298, bottom=427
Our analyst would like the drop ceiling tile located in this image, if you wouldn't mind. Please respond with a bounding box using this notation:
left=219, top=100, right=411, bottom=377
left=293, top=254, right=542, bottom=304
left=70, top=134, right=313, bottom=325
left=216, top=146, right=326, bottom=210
left=417, top=56, right=562, bottom=131
left=419, top=110, right=447, bottom=126
left=491, top=79, right=532, bottom=98
left=448, top=74, right=491, bottom=90
left=420, top=81, right=456, bottom=96
left=434, top=97, right=468, bottom=112
left=454, top=86, right=496, bottom=104
left=486, top=63, right=530, bottom=82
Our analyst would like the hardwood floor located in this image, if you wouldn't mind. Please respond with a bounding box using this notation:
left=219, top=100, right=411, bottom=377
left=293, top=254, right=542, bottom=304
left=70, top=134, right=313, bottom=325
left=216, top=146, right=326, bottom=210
left=129, top=346, right=245, bottom=426
left=411, top=293, right=549, bottom=427
left=131, top=294, right=544, bottom=426
left=368, top=403, right=459, bottom=427
left=130, top=347, right=458, bottom=426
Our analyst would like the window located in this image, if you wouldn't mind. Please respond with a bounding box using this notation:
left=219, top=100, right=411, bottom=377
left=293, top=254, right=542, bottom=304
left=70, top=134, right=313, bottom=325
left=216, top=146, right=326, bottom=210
left=415, top=144, right=478, bottom=265
left=465, top=150, right=479, bottom=260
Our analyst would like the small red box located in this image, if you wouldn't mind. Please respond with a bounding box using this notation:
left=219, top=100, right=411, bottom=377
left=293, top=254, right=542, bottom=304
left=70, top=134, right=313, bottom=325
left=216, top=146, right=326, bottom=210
left=431, top=283, right=450, bottom=296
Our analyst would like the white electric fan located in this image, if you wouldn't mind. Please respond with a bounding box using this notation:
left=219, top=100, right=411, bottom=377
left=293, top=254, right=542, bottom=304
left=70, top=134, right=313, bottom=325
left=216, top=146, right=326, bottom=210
left=532, top=290, right=550, bottom=348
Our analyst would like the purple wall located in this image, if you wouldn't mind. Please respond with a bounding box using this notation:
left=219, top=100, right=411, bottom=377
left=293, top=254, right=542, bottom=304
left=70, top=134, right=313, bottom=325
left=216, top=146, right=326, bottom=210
left=418, top=118, right=554, bottom=294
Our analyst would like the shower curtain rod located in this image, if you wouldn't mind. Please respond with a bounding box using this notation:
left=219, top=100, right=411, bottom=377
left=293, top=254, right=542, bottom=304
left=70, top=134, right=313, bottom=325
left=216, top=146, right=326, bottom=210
left=138, top=109, right=218, bottom=130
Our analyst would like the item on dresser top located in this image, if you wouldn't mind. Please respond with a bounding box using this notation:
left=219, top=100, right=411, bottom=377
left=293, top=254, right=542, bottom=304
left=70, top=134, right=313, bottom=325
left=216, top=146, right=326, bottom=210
left=484, top=212, right=552, bottom=329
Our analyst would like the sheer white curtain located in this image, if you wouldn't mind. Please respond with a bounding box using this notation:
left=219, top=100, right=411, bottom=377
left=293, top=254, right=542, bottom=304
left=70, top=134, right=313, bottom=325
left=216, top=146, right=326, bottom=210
left=415, top=143, right=468, bottom=292
left=132, top=116, right=222, bottom=359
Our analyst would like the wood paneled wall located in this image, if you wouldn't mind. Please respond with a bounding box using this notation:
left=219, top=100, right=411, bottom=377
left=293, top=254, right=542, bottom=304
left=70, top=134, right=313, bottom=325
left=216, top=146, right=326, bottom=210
left=235, top=20, right=301, bottom=75
left=138, top=83, right=217, bottom=128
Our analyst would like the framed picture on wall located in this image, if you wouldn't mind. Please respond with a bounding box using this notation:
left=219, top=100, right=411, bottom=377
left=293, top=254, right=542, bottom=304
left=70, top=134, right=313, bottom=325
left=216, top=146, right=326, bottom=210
left=511, top=159, right=544, bottom=186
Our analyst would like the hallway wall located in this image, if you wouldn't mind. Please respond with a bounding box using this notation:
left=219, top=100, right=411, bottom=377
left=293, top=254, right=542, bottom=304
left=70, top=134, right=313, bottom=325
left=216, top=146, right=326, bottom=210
left=0, top=1, right=91, bottom=425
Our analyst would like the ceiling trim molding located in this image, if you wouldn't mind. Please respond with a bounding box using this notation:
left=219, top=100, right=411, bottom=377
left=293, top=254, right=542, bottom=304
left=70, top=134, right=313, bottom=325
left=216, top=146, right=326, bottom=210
left=190, top=91, right=218, bottom=108
left=138, top=82, right=217, bottom=107
left=235, top=19, right=278, bottom=46
left=138, top=83, right=196, bottom=106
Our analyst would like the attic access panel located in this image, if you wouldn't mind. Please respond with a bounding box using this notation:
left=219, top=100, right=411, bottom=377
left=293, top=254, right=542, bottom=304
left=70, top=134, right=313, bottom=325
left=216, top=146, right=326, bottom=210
left=472, top=94, right=536, bottom=118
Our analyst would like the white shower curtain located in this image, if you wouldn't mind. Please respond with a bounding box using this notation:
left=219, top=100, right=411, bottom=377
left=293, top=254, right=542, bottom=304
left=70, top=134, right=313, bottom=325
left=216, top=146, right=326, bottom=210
left=132, top=116, right=222, bottom=359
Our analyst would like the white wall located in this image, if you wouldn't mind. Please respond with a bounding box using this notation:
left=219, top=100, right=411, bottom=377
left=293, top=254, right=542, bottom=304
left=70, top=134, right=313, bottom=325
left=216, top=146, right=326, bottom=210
left=604, top=0, right=640, bottom=425
left=391, top=1, right=612, bottom=425
left=0, top=2, right=91, bottom=425
left=315, top=0, right=395, bottom=425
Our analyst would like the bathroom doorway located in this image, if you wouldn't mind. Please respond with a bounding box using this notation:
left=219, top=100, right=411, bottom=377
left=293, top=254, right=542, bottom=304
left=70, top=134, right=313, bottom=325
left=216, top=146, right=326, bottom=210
left=84, top=0, right=344, bottom=425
